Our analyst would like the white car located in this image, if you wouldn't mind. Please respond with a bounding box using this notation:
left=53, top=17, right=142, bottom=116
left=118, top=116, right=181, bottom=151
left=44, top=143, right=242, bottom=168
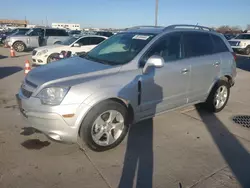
left=32, top=35, right=107, bottom=65
left=228, top=33, right=250, bottom=55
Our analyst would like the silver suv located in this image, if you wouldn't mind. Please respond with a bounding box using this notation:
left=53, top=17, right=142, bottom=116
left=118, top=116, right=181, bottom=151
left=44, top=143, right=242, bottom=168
left=17, top=25, right=236, bottom=151
left=6, top=28, right=69, bottom=52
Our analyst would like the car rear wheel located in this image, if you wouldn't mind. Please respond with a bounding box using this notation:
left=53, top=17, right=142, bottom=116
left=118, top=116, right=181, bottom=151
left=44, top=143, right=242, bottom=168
left=203, top=79, right=230, bottom=113
left=79, top=100, right=129, bottom=151
left=13, top=41, right=26, bottom=52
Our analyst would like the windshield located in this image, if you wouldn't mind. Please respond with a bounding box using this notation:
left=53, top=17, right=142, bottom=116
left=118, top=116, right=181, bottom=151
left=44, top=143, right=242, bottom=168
left=61, top=37, right=78, bottom=45
left=235, top=34, right=250, bottom=40
left=83, top=33, right=155, bottom=65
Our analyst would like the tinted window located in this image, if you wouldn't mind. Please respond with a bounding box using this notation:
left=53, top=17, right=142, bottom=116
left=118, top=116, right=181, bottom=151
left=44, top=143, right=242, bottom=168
left=235, top=34, right=250, bottom=39
left=89, top=37, right=105, bottom=45
left=56, top=30, right=69, bottom=36
left=183, top=32, right=213, bottom=58
left=142, top=33, right=182, bottom=66
left=77, top=37, right=90, bottom=46
left=212, top=35, right=229, bottom=53
left=45, top=29, right=57, bottom=36
left=46, top=29, right=68, bottom=36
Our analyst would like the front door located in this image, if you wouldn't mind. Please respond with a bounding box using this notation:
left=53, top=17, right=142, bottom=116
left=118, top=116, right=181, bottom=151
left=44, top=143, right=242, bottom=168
left=139, top=32, right=190, bottom=118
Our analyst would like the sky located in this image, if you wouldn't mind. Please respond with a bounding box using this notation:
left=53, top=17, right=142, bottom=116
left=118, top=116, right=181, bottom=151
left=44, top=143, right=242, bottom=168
left=1, top=0, right=250, bottom=29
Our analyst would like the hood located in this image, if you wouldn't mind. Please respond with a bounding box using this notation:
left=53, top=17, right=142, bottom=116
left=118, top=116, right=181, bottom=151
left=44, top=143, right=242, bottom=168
left=26, top=56, right=119, bottom=86
left=34, top=45, right=64, bottom=51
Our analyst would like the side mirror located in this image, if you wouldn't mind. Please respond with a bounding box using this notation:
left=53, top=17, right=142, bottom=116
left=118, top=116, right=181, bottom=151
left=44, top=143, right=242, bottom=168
left=143, top=55, right=164, bottom=74
left=73, top=43, right=80, bottom=47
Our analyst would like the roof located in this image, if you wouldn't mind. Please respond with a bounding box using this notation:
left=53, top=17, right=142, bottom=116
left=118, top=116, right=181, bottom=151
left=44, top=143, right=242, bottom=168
left=124, top=25, right=215, bottom=35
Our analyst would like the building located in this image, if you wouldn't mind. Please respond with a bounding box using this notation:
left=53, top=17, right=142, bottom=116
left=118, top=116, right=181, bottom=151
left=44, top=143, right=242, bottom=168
left=51, top=23, right=80, bottom=30
left=0, top=19, right=28, bottom=27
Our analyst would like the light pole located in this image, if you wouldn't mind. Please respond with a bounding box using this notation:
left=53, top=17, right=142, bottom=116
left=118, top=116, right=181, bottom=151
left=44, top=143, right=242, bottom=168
left=155, top=0, right=159, bottom=26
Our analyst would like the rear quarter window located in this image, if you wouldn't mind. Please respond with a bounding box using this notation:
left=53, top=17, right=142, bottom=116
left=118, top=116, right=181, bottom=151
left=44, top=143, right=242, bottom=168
left=211, top=35, right=229, bottom=53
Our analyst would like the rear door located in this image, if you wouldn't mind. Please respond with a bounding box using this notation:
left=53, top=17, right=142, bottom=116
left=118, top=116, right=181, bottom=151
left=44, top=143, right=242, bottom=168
left=183, top=32, right=221, bottom=103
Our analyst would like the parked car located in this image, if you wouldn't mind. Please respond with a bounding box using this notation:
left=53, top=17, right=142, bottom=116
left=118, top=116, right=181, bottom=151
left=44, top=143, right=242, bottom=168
left=0, top=28, right=30, bottom=44
left=17, top=25, right=236, bottom=151
left=32, top=35, right=107, bottom=65
left=68, top=30, right=82, bottom=36
left=95, top=31, right=113, bottom=37
left=6, top=28, right=69, bottom=52
left=228, top=33, right=250, bottom=55
left=224, top=34, right=236, bottom=40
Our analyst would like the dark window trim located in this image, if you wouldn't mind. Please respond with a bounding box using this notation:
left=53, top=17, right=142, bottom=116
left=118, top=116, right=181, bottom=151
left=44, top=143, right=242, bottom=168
left=139, top=32, right=184, bottom=68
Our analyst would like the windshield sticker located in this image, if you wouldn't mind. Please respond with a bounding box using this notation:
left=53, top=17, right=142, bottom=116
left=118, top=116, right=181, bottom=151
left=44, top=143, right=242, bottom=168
left=132, top=35, right=151, bottom=40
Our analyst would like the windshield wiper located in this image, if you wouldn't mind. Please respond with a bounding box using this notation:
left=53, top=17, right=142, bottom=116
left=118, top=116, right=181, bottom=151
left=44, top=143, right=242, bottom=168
left=83, top=54, right=117, bottom=65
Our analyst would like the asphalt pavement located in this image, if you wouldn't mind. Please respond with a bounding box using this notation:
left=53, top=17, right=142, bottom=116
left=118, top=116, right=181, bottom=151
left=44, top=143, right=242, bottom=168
left=0, top=47, right=250, bottom=188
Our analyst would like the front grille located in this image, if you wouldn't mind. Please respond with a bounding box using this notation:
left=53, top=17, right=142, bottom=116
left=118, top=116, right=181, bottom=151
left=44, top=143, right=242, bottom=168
left=25, top=78, right=38, bottom=88
left=32, top=50, right=37, bottom=56
left=21, top=87, right=33, bottom=98
left=229, top=41, right=240, bottom=46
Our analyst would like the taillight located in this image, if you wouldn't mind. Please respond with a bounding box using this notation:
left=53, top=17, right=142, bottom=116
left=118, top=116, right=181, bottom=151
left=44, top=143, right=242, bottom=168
left=232, top=52, right=237, bottom=61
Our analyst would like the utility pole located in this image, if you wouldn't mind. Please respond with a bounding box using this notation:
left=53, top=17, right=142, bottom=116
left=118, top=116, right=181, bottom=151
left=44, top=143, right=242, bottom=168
left=155, top=0, right=159, bottom=26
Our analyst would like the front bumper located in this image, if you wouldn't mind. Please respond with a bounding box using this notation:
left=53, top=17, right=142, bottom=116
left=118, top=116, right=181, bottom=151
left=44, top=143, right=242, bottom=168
left=32, top=55, right=47, bottom=65
left=16, top=92, right=91, bottom=143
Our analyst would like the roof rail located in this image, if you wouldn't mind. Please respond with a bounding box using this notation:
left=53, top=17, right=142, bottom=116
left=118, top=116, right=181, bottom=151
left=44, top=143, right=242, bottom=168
left=126, top=25, right=164, bottom=30
left=163, top=24, right=214, bottom=31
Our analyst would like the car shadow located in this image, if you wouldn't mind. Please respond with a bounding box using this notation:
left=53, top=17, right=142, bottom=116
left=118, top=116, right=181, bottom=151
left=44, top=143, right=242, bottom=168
left=0, top=66, right=23, bottom=79
left=21, top=139, right=50, bottom=150
left=196, top=106, right=250, bottom=187
left=236, top=55, right=250, bottom=72
left=0, top=55, right=8, bottom=59
left=118, top=67, right=163, bottom=188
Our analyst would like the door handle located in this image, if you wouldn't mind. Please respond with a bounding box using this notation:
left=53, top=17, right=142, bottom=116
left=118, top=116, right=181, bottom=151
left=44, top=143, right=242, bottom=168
left=181, top=68, right=189, bottom=74
left=213, top=62, right=220, bottom=67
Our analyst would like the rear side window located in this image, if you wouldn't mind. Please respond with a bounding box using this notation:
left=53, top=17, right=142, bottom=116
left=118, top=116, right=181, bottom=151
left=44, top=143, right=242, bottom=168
left=211, top=35, right=229, bottom=53
left=89, top=37, right=105, bottom=45
left=183, top=32, right=213, bottom=58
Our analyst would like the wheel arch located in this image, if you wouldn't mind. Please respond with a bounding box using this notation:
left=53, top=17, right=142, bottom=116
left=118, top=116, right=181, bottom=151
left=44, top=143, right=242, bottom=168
left=13, top=40, right=26, bottom=49
left=77, top=97, right=135, bottom=136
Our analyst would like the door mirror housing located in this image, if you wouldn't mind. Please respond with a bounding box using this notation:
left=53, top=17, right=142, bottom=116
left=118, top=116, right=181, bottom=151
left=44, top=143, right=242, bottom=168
left=143, top=55, right=164, bottom=74
left=73, top=43, right=80, bottom=47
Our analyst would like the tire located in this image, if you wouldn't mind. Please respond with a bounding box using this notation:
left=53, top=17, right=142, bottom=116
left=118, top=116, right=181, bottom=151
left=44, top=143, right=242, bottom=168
left=79, top=100, right=129, bottom=152
left=54, top=41, right=62, bottom=44
left=13, top=41, right=26, bottom=52
left=47, top=53, right=60, bottom=64
left=245, top=46, right=250, bottom=55
left=203, top=79, right=230, bottom=113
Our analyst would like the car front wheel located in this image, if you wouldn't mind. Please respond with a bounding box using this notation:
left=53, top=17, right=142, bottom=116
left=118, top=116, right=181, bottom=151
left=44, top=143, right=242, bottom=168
left=79, top=100, right=129, bottom=151
left=13, top=41, right=26, bottom=52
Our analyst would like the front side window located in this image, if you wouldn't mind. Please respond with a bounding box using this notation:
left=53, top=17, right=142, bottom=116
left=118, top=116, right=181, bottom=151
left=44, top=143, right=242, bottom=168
left=183, top=32, right=213, bottom=58
left=83, top=33, right=155, bottom=65
left=141, top=33, right=182, bottom=66
left=61, top=37, right=78, bottom=45
left=77, top=37, right=90, bottom=46
left=89, top=37, right=105, bottom=45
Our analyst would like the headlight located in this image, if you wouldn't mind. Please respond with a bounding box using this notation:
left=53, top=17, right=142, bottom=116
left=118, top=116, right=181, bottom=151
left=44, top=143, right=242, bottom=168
left=37, top=87, right=70, bottom=105
left=240, top=42, right=247, bottom=47
left=37, top=49, right=48, bottom=56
